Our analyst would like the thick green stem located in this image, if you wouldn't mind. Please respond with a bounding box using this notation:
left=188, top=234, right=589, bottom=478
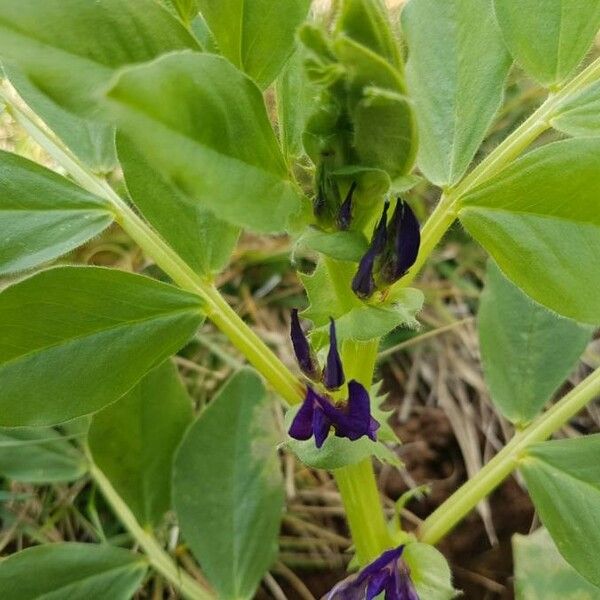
left=334, top=459, right=392, bottom=564
left=419, top=366, right=600, bottom=545
left=89, top=461, right=214, bottom=600
left=334, top=339, right=392, bottom=563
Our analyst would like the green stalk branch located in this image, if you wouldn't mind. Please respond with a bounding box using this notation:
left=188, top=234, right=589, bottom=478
left=89, top=460, right=214, bottom=600
left=419, top=366, right=600, bottom=545
left=402, top=54, right=600, bottom=288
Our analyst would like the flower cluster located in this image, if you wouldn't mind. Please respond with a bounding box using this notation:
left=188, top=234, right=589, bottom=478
left=352, top=200, right=421, bottom=299
left=288, top=310, right=379, bottom=448
left=326, top=545, right=419, bottom=600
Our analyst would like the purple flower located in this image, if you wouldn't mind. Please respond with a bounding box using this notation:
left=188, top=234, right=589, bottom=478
left=288, top=313, right=379, bottom=448
left=326, top=545, right=419, bottom=600
left=352, top=200, right=420, bottom=299
left=288, top=381, right=379, bottom=448
left=337, top=181, right=357, bottom=230
left=352, top=202, right=389, bottom=299
left=323, top=318, right=345, bottom=390
left=290, top=309, right=320, bottom=380
left=380, top=201, right=421, bottom=285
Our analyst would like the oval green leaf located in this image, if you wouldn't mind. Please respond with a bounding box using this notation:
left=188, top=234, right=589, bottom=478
left=0, top=0, right=199, bottom=117
left=105, top=52, right=304, bottom=234
left=460, top=137, right=600, bottom=324
left=197, top=0, right=311, bottom=89
left=493, top=0, right=600, bottom=86
left=0, top=151, right=114, bottom=276
left=520, top=435, right=600, bottom=588
left=0, top=543, right=146, bottom=600
left=402, top=0, right=511, bottom=186
left=0, top=267, right=203, bottom=427
left=117, top=133, right=239, bottom=276
left=0, top=427, right=87, bottom=483
left=513, top=528, right=600, bottom=599
left=479, top=260, right=591, bottom=425
left=89, top=361, right=193, bottom=528
left=173, top=369, right=284, bottom=600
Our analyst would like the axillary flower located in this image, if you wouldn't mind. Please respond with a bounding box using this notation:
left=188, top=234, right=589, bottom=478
left=352, top=199, right=421, bottom=299
left=288, top=310, right=379, bottom=448
left=326, top=545, right=419, bottom=600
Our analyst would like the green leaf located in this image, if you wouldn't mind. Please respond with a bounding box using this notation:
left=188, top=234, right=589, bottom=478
left=0, top=543, right=147, bottom=600
left=402, top=0, right=511, bottom=185
left=3, top=65, right=116, bottom=172
left=0, top=267, right=203, bottom=427
left=336, top=0, right=403, bottom=71
left=0, top=0, right=199, bottom=117
left=459, top=137, right=600, bottom=324
left=0, top=427, right=87, bottom=483
left=552, top=80, right=600, bottom=137
left=284, top=404, right=401, bottom=470
left=520, top=435, right=600, bottom=588
left=478, top=260, right=591, bottom=425
left=89, top=361, right=193, bottom=528
left=0, top=151, right=114, bottom=276
left=105, top=52, right=305, bottom=234
left=197, top=0, right=311, bottom=89
left=403, top=543, right=457, bottom=600
left=300, top=258, right=362, bottom=327
left=297, top=227, right=369, bottom=262
left=173, top=369, right=284, bottom=599
left=167, top=0, right=199, bottom=25
left=332, top=35, right=417, bottom=179
left=275, top=47, right=319, bottom=161
left=117, top=133, right=239, bottom=276
left=513, top=528, right=600, bottom=599
left=493, top=0, right=600, bottom=86
left=312, top=288, right=424, bottom=348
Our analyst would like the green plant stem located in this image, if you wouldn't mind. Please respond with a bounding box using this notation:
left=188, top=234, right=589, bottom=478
left=334, top=339, right=392, bottom=564
left=89, top=461, right=214, bottom=600
left=334, top=459, right=391, bottom=564
left=419, top=366, right=600, bottom=545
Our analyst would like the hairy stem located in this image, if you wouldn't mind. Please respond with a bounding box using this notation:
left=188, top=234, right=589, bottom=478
left=89, top=461, right=214, bottom=600
left=419, top=366, right=600, bottom=545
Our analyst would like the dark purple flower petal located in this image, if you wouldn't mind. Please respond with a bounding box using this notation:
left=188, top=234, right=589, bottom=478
left=325, top=546, right=419, bottom=600
left=290, top=309, right=319, bottom=379
left=312, top=402, right=332, bottom=449
left=288, top=391, right=315, bottom=440
left=352, top=202, right=389, bottom=299
left=351, top=245, right=378, bottom=299
left=380, top=200, right=420, bottom=285
left=323, top=318, right=345, bottom=390
left=337, top=181, right=357, bottom=230
left=339, top=380, right=380, bottom=442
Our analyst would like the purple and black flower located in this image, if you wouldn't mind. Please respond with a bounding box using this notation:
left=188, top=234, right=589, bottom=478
left=288, top=313, right=380, bottom=448
left=352, top=199, right=421, bottom=300
left=326, top=545, right=419, bottom=600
